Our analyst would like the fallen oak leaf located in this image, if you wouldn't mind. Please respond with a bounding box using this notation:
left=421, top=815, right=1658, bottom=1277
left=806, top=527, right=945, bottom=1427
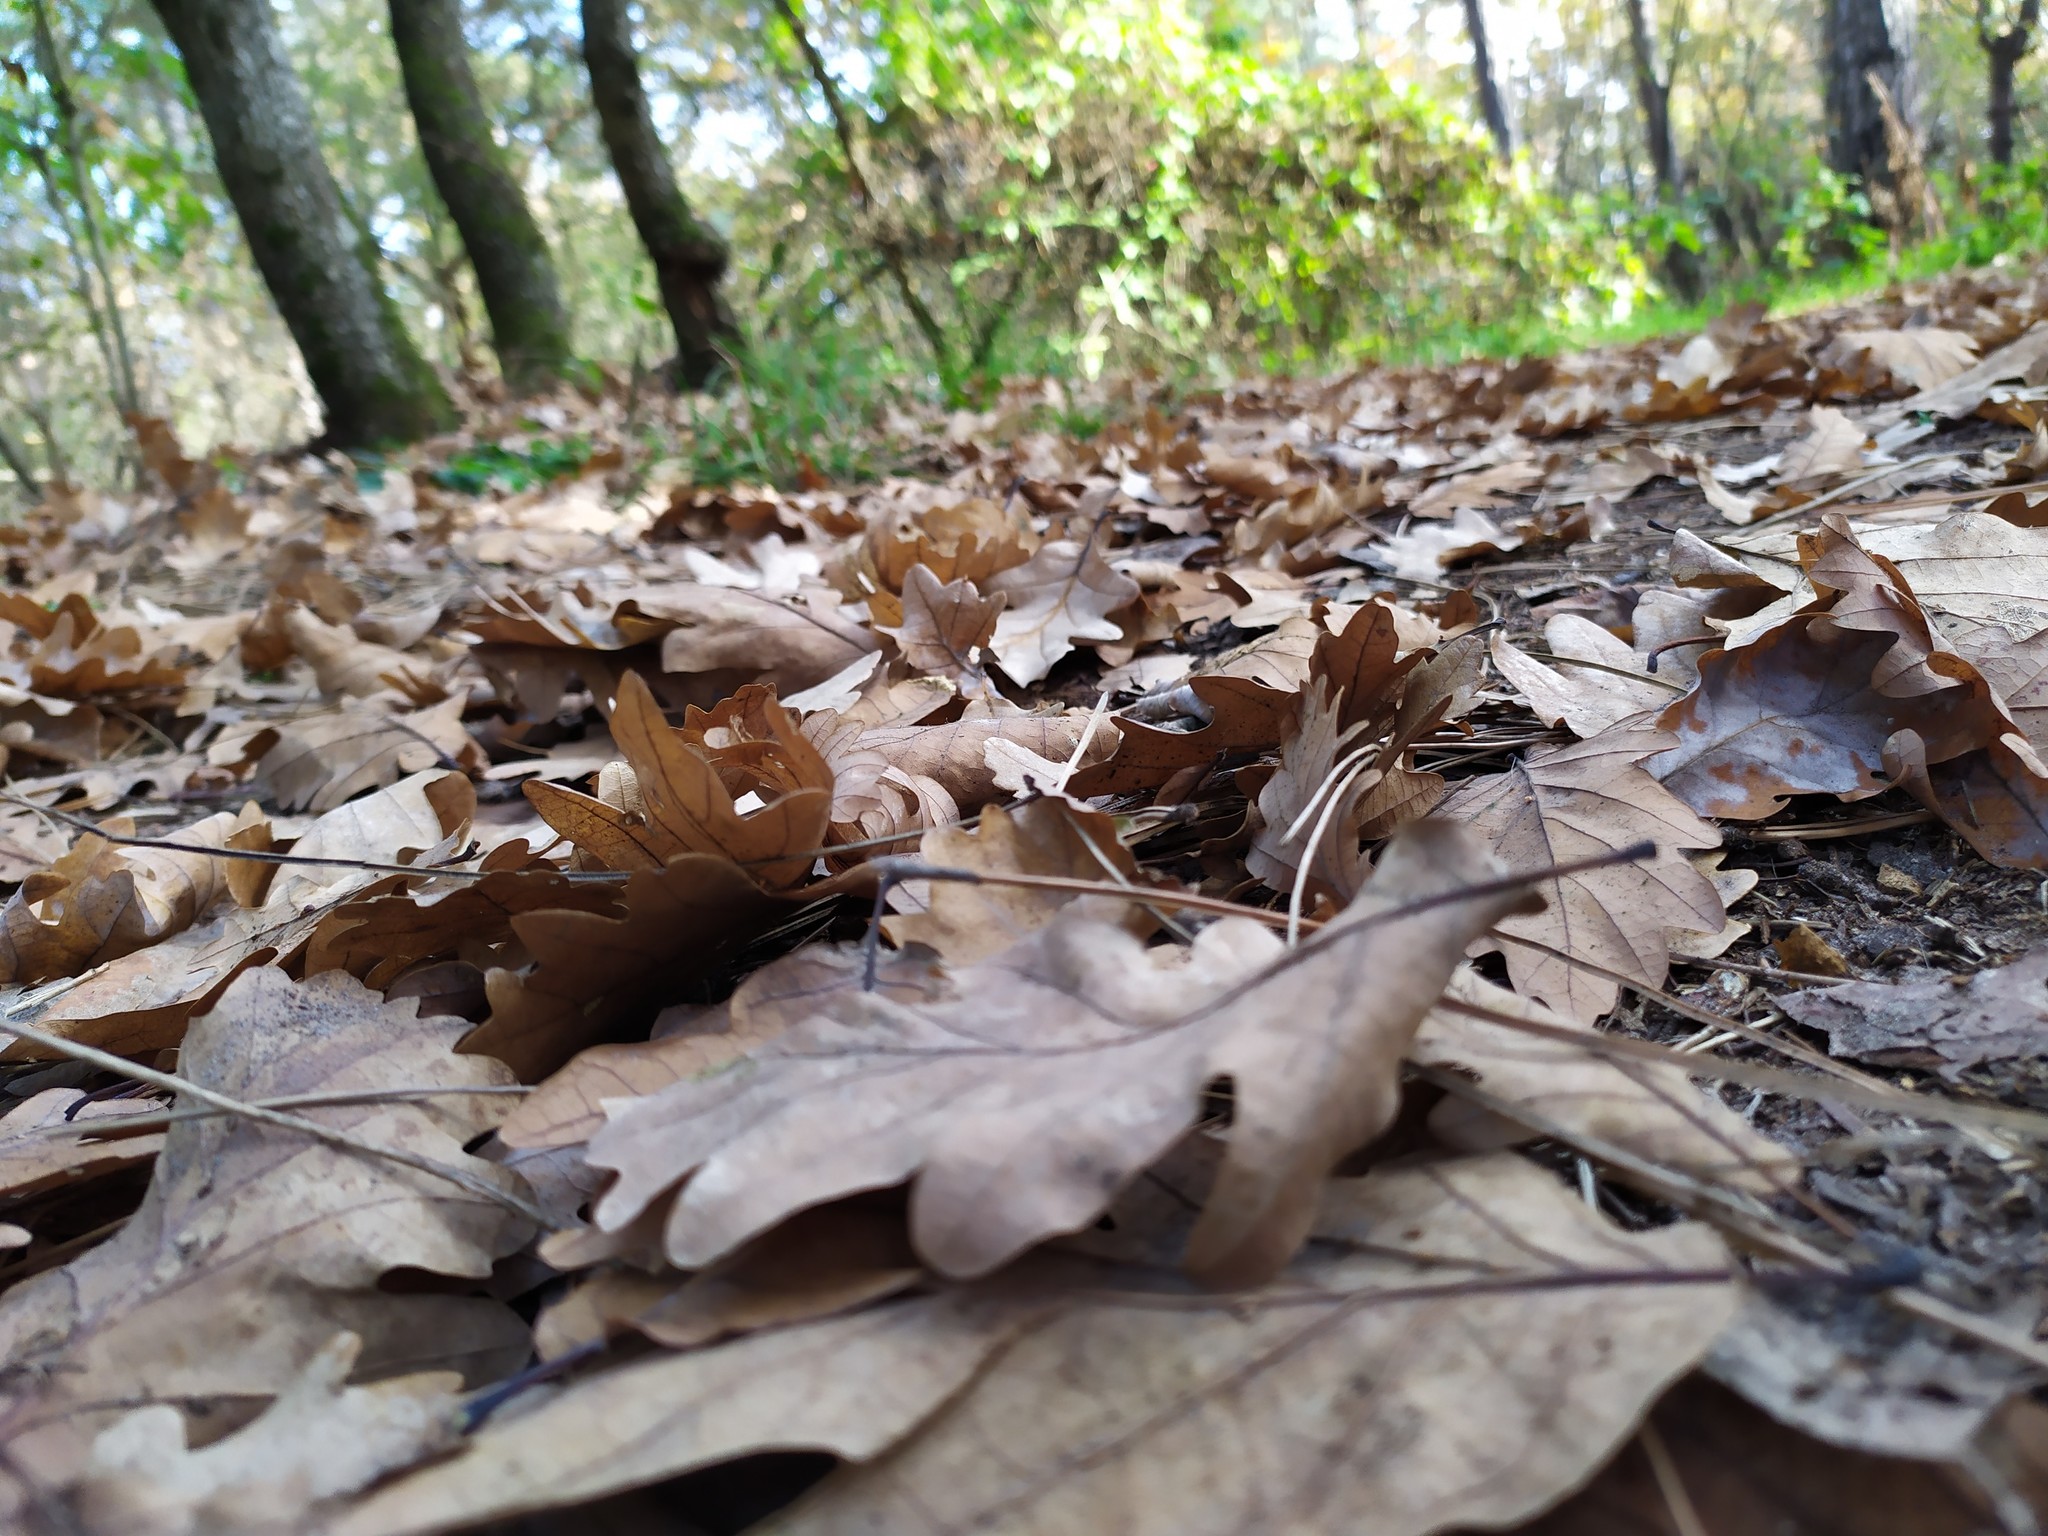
left=587, top=821, right=1529, bottom=1288
left=0, top=968, right=531, bottom=1505
left=72, top=1332, right=463, bottom=1536
left=983, top=538, right=1141, bottom=685
left=280, top=605, right=444, bottom=702
left=755, top=1154, right=1733, bottom=1536
left=0, top=802, right=267, bottom=985
left=872, top=564, right=1005, bottom=682
left=1434, top=730, right=1724, bottom=1021
left=526, top=670, right=829, bottom=887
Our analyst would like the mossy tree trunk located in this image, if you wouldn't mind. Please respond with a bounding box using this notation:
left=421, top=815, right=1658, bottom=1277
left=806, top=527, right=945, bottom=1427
left=581, top=0, right=736, bottom=388
left=388, top=0, right=574, bottom=391
left=151, top=0, right=454, bottom=447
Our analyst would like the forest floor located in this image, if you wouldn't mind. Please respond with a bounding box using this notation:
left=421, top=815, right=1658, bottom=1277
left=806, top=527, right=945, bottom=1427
left=1, top=261, right=2047, bottom=1533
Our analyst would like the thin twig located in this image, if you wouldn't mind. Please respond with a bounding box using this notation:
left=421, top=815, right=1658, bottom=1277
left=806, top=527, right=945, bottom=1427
left=0, top=1012, right=552, bottom=1226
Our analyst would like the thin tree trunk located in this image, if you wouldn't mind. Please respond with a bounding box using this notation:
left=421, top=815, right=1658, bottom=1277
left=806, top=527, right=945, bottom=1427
left=1980, top=0, right=2040, bottom=165
left=1460, top=0, right=1513, bottom=157
left=32, top=0, right=142, bottom=424
left=0, top=415, right=41, bottom=503
left=1623, top=0, right=1681, bottom=192
left=388, top=0, right=573, bottom=390
left=1622, top=0, right=1701, bottom=299
left=1825, top=0, right=1913, bottom=218
left=580, top=0, right=735, bottom=389
left=151, top=0, right=455, bottom=446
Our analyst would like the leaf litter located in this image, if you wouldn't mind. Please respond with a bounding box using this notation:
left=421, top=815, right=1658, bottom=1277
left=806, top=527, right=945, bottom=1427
left=4, top=271, right=2048, bottom=1531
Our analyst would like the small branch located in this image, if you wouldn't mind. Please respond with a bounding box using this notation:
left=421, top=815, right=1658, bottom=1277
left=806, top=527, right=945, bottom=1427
left=0, top=1010, right=553, bottom=1227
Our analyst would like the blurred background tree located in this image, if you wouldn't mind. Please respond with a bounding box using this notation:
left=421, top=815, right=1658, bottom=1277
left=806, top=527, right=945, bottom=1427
left=1, top=0, right=2045, bottom=484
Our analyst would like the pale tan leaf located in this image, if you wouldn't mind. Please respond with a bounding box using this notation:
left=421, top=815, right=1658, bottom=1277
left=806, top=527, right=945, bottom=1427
left=73, top=1332, right=462, bottom=1536
left=984, top=539, right=1141, bottom=684
left=1489, top=621, right=1674, bottom=738
left=1777, top=405, right=1871, bottom=484
left=873, top=564, right=1005, bottom=680
left=1434, top=730, right=1725, bottom=1020
left=1827, top=327, right=1980, bottom=391
left=882, top=797, right=1155, bottom=964
left=280, top=605, right=443, bottom=702
left=1415, top=969, right=1797, bottom=1192
left=0, top=968, right=529, bottom=1504
left=759, top=1155, right=1733, bottom=1536
left=0, top=802, right=266, bottom=985
left=587, top=822, right=1525, bottom=1287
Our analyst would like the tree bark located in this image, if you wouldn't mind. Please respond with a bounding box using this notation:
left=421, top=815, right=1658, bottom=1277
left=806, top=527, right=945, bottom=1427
left=1824, top=0, right=1913, bottom=209
left=1459, top=0, right=1514, bottom=158
left=0, top=416, right=41, bottom=504
left=151, top=0, right=454, bottom=447
left=1622, top=0, right=1701, bottom=299
left=1980, top=0, right=2040, bottom=165
left=580, top=0, right=735, bottom=389
left=388, top=0, right=573, bottom=390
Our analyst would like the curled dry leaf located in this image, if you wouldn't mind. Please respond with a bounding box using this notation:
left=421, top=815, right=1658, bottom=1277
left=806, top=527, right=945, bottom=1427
left=213, top=694, right=486, bottom=814
left=1824, top=327, right=1980, bottom=392
left=0, top=1087, right=165, bottom=1201
left=588, top=821, right=1526, bottom=1288
left=1776, top=405, right=1872, bottom=483
left=459, top=853, right=806, bottom=1081
left=526, top=670, right=829, bottom=888
left=0, top=967, right=530, bottom=1511
left=1489, top=619, right=1678, bottom=738
left=1069, top=673, right=1296, bottom=795
left=1434, top=731, right=1725, bottom=1020
left=1649, top=618, right=1904, bottom=818
left=0, top=802, right=266, bottom=985
left=619, top=583, right=877, bottom=692
left=279, top=605, right=443, bottom=702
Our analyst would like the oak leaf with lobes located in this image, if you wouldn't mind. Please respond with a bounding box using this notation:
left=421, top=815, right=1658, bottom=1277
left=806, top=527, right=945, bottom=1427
left=1434, top=731, right=1725, bottom=1021
left=983, top=537, right=1141, bottom=684
left=587, top=821, right=1528, bottom=1289
left=0, top=967, right=530, bottom=1513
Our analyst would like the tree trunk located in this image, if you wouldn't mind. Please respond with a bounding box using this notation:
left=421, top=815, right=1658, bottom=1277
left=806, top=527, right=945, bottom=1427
left=1459, top=0, right=1514, bottom=158
left=0, top=417, right=41, bottom=504
left=1980, top=0, right=2040, bottom=166
left=151, top=0, right=454, bottom=447
left=388, top=0, right=573, bottom=390
left=580, top=0, right=735, bottom=389
left=1622, top=0, right=1700, bottom=299
left=1824, top=0, right=1913, bottom=210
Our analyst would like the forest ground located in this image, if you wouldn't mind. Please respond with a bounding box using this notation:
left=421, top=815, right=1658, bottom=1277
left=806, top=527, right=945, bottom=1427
left=1, top=260, right=2048, bottom=1533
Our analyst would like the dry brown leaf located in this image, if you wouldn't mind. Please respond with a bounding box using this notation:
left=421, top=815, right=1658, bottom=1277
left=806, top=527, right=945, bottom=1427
left=0, top=968, right=530, bottom=1509
left=460, top=852, right=802, bottom=1081
left=758, top=1155, right=1733, bottom=1536
left=882, top=797, right=1155, bottom=964
left=1407, top=454, right=1541, bottom=518
left=1778, top=948, right=2048, bottom=1076
left=1882, top=321, right=2048, bottom=421
left=1886, top=727, right=2048, bottom=870
left=72, top=1332, right=462, bottom=1536
left=872, top=564, right=1005, bottom=681
left=1649, top=618, right=1907, bottom=818
left=0, top=802, right=266, bottom=985
left=1415, top=969, right=1797, bottom=1193
left=526, top=670, right=829, bottom=887
left=1434, top=730, right=1725, bottom=1020
left=1489, top=620, right=1676, bottom=738
left=0, top=1087, right=165, bottom=1201
left=498, top=944, right=941, bottom=1149
left=1826, top=327, right=1981, bottom=391
left=1777, top=405, right=1871, bottom=483
left=0, top=592, right=188, bottom=699
left=1070, top=674, right=1296, bottom=794
left=1376, top=505, right=1523, bottom=580
left=587, top=821, right=1526, bottom=1287
left=215, top=695, right=486, bottom=814
left=280, top=605, right=443, bottom=702
left=983, top=538, right=1141, bottom=684
left=322, top=1291, right=1039, bottom=1536
left=617, top=584, right=877, bottom=692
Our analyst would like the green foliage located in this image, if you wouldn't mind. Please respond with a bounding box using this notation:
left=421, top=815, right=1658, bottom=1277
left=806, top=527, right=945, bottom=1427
left=429, top=434, right=593, bottom=493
